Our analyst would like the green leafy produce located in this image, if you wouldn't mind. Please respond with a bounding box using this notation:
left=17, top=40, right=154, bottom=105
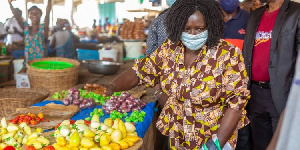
left=110, top=110, right=128, bottom=120
left=125, top=110, right=146, bottom=123
left=88, top=108, right=104, bottom=120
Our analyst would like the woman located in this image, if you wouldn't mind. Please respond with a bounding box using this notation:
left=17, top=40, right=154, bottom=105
left=9, top=0, right=52, bottom=66
left=97, top=0, right=250, bottom=149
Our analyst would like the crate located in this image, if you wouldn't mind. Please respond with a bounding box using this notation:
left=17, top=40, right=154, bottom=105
left=77, top=49, right=99, bottom=61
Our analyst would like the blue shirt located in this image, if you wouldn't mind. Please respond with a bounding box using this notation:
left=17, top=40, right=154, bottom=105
left=224, top=8, right=249, bottom=40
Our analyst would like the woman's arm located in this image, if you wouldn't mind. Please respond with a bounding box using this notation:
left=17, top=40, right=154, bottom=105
left=217, top=108, right=242, bottom=147
left=8, top=0, right=24, bottom=29
left=108, top=68, right=139, bottom=92
left=44, top=0, right=52, bottom=42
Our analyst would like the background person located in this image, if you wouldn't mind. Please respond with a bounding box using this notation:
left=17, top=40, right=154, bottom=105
left=4, top=8, right=23, bottom=45
left=242, top=0, right=300, bottom=149
left=8, top=0, right=52, bottom=69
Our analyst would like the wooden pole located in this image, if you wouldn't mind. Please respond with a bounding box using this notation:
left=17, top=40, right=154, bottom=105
left=25, top=0, right=28, bottom=22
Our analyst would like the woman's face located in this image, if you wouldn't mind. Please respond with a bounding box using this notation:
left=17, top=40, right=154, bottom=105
left=29, top=8, right=42, bottom=25
left=183, top=10, right=206, bottom=35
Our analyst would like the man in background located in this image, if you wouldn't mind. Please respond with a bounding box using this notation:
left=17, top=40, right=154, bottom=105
left=242, top=0, right=300, bottom=149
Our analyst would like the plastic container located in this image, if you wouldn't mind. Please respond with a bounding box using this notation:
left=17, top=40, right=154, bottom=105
left=12, top=50, right=25, bottom=59
left=98, top=48, right=118, bottom=62
left=0, top=60, right=10, bottom=84
left=13, top=59, right=24, bottom=79
left=124, top=41, right=144, bottom=59
left=77, top=49, right=100, bottom=61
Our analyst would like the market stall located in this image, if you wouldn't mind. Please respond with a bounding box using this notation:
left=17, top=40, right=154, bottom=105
left=0, top=57, right=160, bottom=150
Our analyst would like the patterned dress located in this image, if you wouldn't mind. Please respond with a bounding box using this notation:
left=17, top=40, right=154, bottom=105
left=24, top=22, right=47, bottom=66
left=133, top=39, right=250, bottom=149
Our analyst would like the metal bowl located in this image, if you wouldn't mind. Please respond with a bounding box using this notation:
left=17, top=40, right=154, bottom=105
left=82, top=60, right=122, bottom=75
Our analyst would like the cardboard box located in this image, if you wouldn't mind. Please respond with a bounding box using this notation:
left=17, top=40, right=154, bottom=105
left=16, top=73, right=30, bottom=88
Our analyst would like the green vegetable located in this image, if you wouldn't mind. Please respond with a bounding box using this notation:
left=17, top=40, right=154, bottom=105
left=125, top=110, right=146, bottom=123
left=110, top=110, right=128, bottom=120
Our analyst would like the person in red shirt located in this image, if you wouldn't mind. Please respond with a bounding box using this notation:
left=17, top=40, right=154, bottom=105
left=242, top=0, right=300, bottom=149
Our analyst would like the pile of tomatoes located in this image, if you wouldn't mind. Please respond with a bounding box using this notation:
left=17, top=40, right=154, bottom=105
left=9, top=112, right=49, bottom=125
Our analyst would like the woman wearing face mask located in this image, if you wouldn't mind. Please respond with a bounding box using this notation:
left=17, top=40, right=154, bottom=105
left=92, top=0, right=250, bottom=149
left=8, top=0, right=52, bottom=69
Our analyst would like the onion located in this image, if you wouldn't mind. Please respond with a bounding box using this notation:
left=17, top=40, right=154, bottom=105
left=82, top=99, right=89, bottom=104
left=127, top=103, right=133, bottom=109
left=79, top=103, right=86, bottom=109
left=132, top=107, right=139, bottom=111
left=125, top=99, right=132, bottom=104
left=119, top=97, right=125, bottom=102
left=63, top=99, right=70, bottom=106
left=85, top=101, right=93, bottom=108
left=121, top=92, right=129, bottom=99
left=79, top=97, right=84, bottom=102
left=115, top=101, right=121, bottom=108
left=132, top=101, right=137, bottom=106
left=121, top=105, right=128, bottom=110
left=105, top=110, right=110, bottom=114
left=73, top=100, right=81, bottom=105
left=129, top=96, right=135, bottom=101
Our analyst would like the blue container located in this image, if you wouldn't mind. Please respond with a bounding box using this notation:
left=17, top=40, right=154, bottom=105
left=12, top=50, right=25, bottom=59
left=77, top=49, right=99, bottom=60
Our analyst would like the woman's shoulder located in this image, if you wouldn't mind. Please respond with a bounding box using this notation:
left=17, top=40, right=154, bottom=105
left=216, top=39, right=241, bottom=55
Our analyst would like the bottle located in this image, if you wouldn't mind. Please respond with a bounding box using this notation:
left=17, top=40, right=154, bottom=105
left=1, top=44, right=6, bottom=56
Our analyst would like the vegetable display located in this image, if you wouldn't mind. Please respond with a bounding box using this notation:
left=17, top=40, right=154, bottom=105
left=0, top=118, right=50, bottom=149
left=85, top=108, right=105, bottom=121
left=102, top=92, right=146, bottom=114
left=51, top=115, right=140, bottom=150
left=62, top=88, right=97, bottom=109
left=8, top=113, right=49, bottom=125
left=125, top=110, right=146, bottom=123
left=110, top=111, right=127, bottom=121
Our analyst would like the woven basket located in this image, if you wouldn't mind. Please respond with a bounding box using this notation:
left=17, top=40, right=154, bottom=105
left=0, top=88, right=50, bottom=118
left=26, top=57, right=80, bottom=95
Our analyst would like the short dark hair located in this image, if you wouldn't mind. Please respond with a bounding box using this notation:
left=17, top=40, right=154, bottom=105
left=28, top=6, right=42, bottom=14
left=165, top=0, right=224, bottom=48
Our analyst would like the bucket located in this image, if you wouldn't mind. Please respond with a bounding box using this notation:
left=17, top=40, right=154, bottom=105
left=0, top=60, right=10, bottom=84
left=124, top=41, right=144, bottom=59
left=13, top=59, right=24, bottom=79
left=98, top=49, right=118, bottom=62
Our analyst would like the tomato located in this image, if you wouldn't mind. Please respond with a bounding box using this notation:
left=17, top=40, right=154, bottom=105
left=4, top=146, right=16, bottom=150
left=26, top=146, right=36, bottom=150
left=43, top=146, right=55, bottom=150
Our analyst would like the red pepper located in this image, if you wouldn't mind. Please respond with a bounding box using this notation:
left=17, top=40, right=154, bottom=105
left=55, top=123, right=61, bottom=130
left=70, top=120, right=75, bottom=125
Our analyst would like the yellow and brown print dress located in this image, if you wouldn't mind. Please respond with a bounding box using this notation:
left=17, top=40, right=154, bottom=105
left=133, top=39, right=250, bottom=149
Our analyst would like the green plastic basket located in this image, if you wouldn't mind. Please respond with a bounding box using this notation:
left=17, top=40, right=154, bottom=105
left=30, top=61, right=74, bottom=70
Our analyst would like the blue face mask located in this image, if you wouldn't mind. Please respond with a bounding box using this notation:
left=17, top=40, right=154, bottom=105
left=181, top=30, right=208, bottom=51
left=166, top=0, right=176, bottom=7
left=219, top=0, right=239, bottom=14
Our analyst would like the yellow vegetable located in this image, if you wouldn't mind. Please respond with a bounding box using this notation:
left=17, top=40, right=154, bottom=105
left=75, top=120, right=85, bottom=124
left=79, top=148, right=89, bottom=150
left=124, top=122, right=136, bottom=133
left=116, top=141, right=129, bottom=149
left=19, top=122, right=27, bottom=128
left=106, top=128, right=114, bottom=135
left=0, top=143, right=7, bottom=150
left=94, top=134, right=101, bottom=143
left=104, top=118, right=113, bottom=127
left=99, top=133, right=110, bottom=147
left=69, top=147, right=79, bottom=150
left=0, top=128, right=8, bottom=135
left=27, top=132, right=39, bottom=141
left=92, top=114, right=100, bottom=122
left=32, top=141, right=43, bottom=149
left=80, top=137, right=95, bottom=148
left=52, top=143, right=61, bottom=149
left=118, top=120, right=126, bottom=139
left=112, top=119, right=119, bottom=130
left=124, top=136, right=140, bottom=143
left=22, top=135, right=28, bottom=145
left=121, top=139, right=134, bottom=146
left=37, top=136, right=50, bottom=145
left=35, top=128, right=44, bottom=133
left=83, top=129, right=95, bottom=138
left=69, top=132, right=81, bottom=147
left=109, top=143, right=121, bottom=150
left=101, top=145, right=113, bottom=150
left=110, top=130, right=122, bottom=143
left=24, top=126, right=32, bottom=135
left=90, top=146, right=103, bottom=150
left=58, top=147, right=70, bottom=150
left=1, top=118, right=7, bottom=128
left=57, top=136, right=67, bottom=146
left=61, top=120, right=71, bottom=126
left=7, top=124, right=19, bottom=133
left=126, top=132, right=137, bottom=137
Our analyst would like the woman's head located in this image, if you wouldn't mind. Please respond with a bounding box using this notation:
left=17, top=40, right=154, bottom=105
left=28, top=6, right=42, bottom=25
left=165, top=0, right=224, bottom=48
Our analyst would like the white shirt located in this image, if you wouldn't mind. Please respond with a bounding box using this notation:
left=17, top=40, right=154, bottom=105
left=50, top=30, right=70, bottom=48
left=4, top=17, right=24, bottom=45
left=0, top=22, right=6, bottom=35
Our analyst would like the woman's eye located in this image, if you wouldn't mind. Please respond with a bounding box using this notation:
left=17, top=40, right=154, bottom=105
left=184, top=28, right=190, bottom=32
